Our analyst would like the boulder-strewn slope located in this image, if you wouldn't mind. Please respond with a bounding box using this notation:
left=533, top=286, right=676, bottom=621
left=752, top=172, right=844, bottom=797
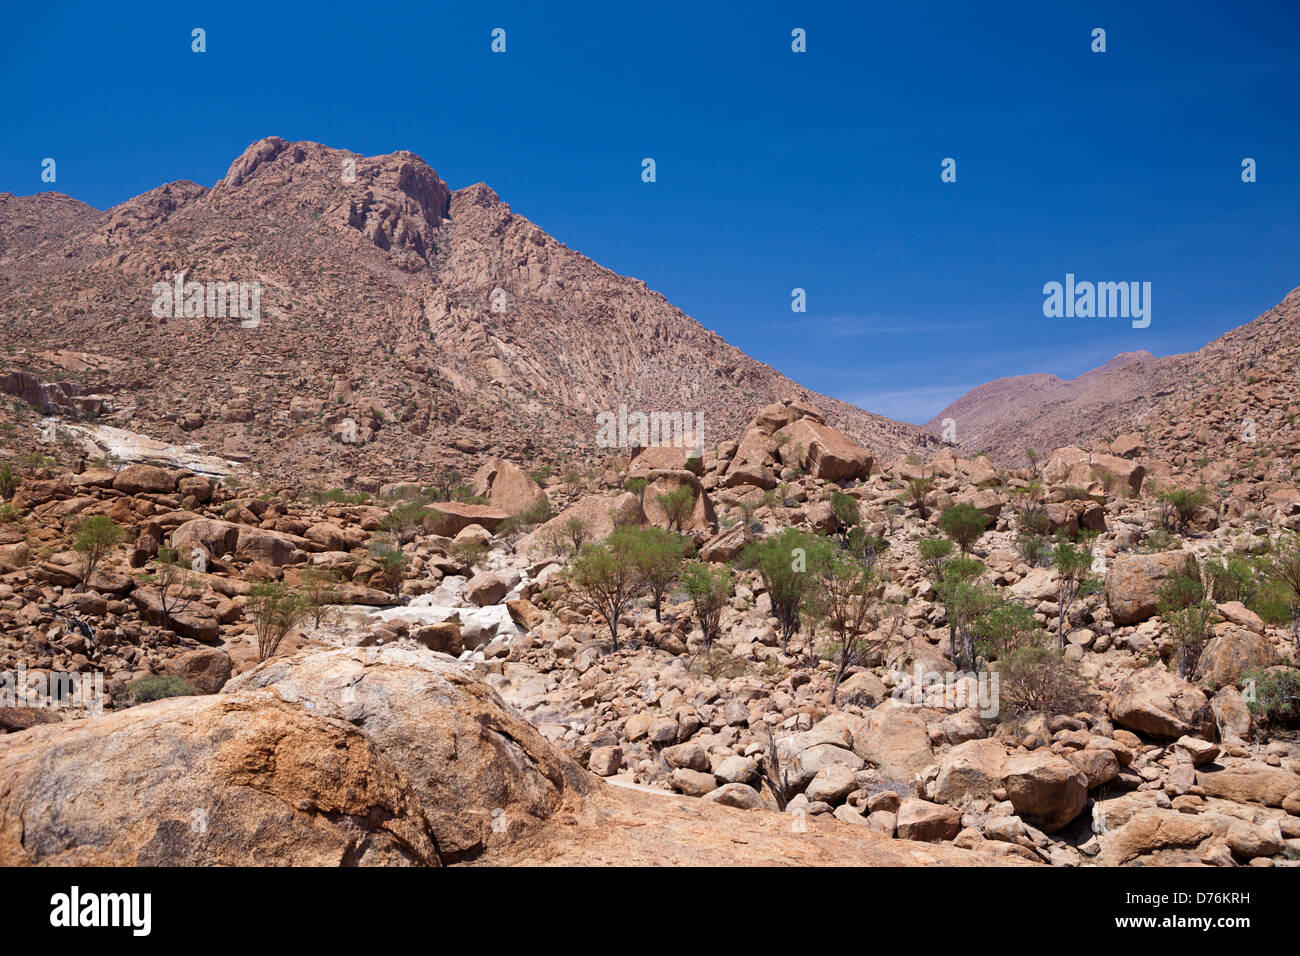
left=0, top=645, right=1018, bottom=867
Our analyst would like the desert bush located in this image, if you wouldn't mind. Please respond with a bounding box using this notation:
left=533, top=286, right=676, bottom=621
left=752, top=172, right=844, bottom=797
left=368, top=534, right=409, bottom=589
left=565, top=532, right=642, bottom=650
left=624, top=525, right=687, bottom=622
left=139, top=546, right=197, bottom=630
left=741, top=529, right=830, bottom=652
left=902, top=477, right=934, bottom=519
left=71, top=515, right=124, bottom=589
left=806, top=546, right=884, bottom=703
left=972, top=597, right=1042, bottom=661
left=247, top=581, right=309, bottom=662
left=996, top=645, right=1088, bottom=719
left=0, top=462, right=17, bottom=500
left=126, top=674, right=199, bottom=703
left=1242, top=667, right=1300, bottom=731
left=299, top=566, right=341, bottom=628
left=917, top=535, right=955, bottom=582
left=450, top=537, right=489, bottom=570
left=680, top=560, right=734, bottom=653
left=654, top=486, right=696, bottom=532
left=1155, top=486, right=1210, bottom=534
left=1053, top=541, right=1093, bottom=649
left=938, top=503, right=989, bottom=553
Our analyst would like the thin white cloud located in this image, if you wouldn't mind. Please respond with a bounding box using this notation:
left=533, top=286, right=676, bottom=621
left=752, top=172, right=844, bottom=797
left=840, top=384, right=976, bottom=425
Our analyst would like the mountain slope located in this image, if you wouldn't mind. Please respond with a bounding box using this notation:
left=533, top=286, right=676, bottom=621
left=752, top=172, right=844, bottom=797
left=0, top=137, right=936, bottom=484
left=926, top=289, right=1300, bottom=467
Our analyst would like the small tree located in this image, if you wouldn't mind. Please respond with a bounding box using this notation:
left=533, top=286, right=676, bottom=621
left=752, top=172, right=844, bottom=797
left=368, top=534, right=409, bottom=590
left=1155, top=486, right=1210, bottom=534
left=623, top=477, right=648, bottom=501
left=299, top=566, right=341, bottom=628
left=655, top=486, right=696, bottom=532
left=903, top=477, right=934, bottom=519
left=248, top=581, right=309, bottom=662
left=566, top=533, right=642, bottom=650
left=742, top=529, right=831, bottom=652
left=0, top=462, right=17, bottom=500
left=72, top=515, right=124, bottom=591
left=808, top=547, right=882, bottom=703
left=938, top=503, right=989, bottom=554
left=997, top=644, right=1087, bottom=719
left=1053, top=541, right=1093, bottom=649
left=829, top=490, right=860, bottom=544
left=139, top=546, right=197, bottom=630
left=918, top=536, right=954, bottom=582
left=626, top=526, right=687, bottom=622
left=844, top=526, right=889, bottom=575
left=935, top=556, right=988, bottom=671
left=1257, top=533, right=1300, bottom=637
left=680, top=560, right=733, bottom=653
left=972, top=597, right=1042, bottom=661
left=561, top=515, right=591, bottom=553
left=1157, top=556, right=1215, bottom=678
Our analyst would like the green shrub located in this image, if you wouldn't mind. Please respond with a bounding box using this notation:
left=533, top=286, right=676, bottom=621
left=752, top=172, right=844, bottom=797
left=938, top=503, right=989, bottom=553
left=126, top=674, right=200, bottom=703
left=1242, top=667, right=1300, bottom=731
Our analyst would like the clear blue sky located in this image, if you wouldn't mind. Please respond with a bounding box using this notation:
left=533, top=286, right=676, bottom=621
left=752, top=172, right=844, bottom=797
left=4, top=1, right=1298, bottom=423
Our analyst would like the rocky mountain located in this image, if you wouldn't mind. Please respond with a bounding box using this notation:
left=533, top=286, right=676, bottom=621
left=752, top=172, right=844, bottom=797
left=926, top=288, right=1300, bottom=468
left=0, top=137, right=936, bottom=488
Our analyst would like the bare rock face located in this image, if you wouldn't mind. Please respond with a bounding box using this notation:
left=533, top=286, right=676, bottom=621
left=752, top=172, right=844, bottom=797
left=1109, top=668, right=1215, bottom=740
left=0, top=694, right=439, bottom=866
left=1104, top=551, right=1191, bottom=625
left=225, top=646, right=593, bottom=863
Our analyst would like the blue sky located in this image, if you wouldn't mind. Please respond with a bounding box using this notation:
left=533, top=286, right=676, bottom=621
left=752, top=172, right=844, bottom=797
left=3, top=1, right=1298, bottom=423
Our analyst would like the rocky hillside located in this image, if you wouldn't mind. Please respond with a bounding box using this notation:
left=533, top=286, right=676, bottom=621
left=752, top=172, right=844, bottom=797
left=0, top=137, right=936, bottom=488
left=926, top=288, right=1300, bottom=467
left=2, top=395, right=1297, bottom=867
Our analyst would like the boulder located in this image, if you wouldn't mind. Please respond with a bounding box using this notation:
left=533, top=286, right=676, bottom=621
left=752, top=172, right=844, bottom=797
left=1109, top=668, right=1215, bottom=739
left=642, top=469, right=715, bottom=532
left=111, top=464, right=178, bottom=495
left=1104, top=551, right=1192, bottom=625
left=1197, top=629, right=1277, bottom=688
left=0, top=694, right=439, bottom=865
left=896, top=799, right=962, bottom=842
left=474, top=458, right=550, bottom=515
left=1195, top=765, right=1300, bottom=808
left=1000, top=751, right=1089, bottom=832
left=464, top=571, right=509, bottom=607
left=520, top=492, right=645, bottom=555
left=424, top=502, right=510, bottom=537
left=856, top=704, right=934, bottom=784
left=934, top=738, right=1007, bottom=805
left=773, top=419, right=872, bottom=481
left=162, top=648, right=234, bottom=693
left=225, top=646, right=593, bottom=862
